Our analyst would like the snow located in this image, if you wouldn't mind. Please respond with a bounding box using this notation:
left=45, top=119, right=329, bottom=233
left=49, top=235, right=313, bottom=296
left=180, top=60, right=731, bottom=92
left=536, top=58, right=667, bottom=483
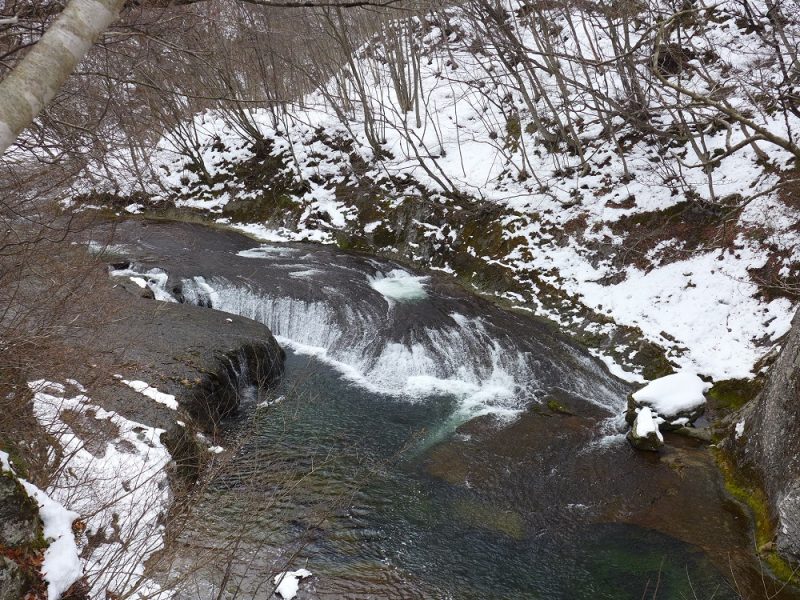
left=551, top=248, right=795, bottom=379
left=231, top=221, right=333, bottom=245
left=27, top=380, right=173, bottom=599
left=237, top=244, right=299, bottom=258
left=109, top=266, right=176, bottom=303
left=121, top=378, right=179, bottom=410
left=73, top=0, right=800, bottom=384
left=273, top=568, right=312, bottom=599
left=588, top=349, right=646, bottom=384
left=735, top=420, right=746, bottom=439
left=633, top=407, right=664, bottom=442
left=34, top=491, right=83, bottom=600
left=632, top=372, right=711, bottom=418
left=0, top=451, right=82, bottom=600
left=368, top=269, right=428, bottom=301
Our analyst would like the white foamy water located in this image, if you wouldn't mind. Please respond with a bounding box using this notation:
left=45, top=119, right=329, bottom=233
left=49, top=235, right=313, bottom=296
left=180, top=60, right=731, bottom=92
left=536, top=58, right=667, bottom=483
left=289, top=269, right=324, bottom=278
left=237, top=245, right=298, bottom=258
left=368, top=269, right=428, bottom=302
left=188, top=278, right=529, bottom=417
left=167, top=260, right=626, bottom=421
left=109, top=266, right=176, bottom=303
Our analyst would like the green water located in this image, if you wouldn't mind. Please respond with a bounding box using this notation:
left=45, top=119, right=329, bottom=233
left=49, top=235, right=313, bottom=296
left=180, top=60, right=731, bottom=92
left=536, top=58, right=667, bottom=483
left=191, top=349, right=740, bottom=600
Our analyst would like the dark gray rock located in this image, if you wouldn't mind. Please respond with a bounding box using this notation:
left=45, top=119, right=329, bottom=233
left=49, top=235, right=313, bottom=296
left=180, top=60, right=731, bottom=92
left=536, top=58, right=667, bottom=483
left=0, top=471, right=42, bottom=600
left=0, top=473, right=41, bottom=548
left=626, top=408, right=664, bottom=452
left=63, top=284, right=284, bottom=433
left=113, top=277, right=155, bottom=300
left=0, top=556, right=25, bottom=600
left=672, top=426, right=713, bottom=443
left=728, top=309, right=800, bottom=562
left=160, top=422, right=207, bottom=482
left=186, top=340, right=284, bottom=430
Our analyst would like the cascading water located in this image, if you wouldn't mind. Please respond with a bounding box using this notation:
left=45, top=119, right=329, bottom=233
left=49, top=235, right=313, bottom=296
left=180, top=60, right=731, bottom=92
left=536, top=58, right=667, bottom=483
left=177, top=269, right=624, bottom=421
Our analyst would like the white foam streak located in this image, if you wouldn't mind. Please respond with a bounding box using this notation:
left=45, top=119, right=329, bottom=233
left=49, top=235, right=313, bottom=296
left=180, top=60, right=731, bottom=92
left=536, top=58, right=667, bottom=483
left=368, top=269, right=428, bottom=302
left=110, top=267, right=176, bottom=303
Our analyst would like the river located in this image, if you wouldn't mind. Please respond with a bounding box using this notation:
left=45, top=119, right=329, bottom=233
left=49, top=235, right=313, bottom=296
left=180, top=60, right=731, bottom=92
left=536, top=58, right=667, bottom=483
left=107, top=219, right=793, bottom=599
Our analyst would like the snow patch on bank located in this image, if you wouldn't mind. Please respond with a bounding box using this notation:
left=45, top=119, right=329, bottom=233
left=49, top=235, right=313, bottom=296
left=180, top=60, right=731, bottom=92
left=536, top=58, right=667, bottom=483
left=528, top=245, right=795, bottom=379
left=120, top=378, right=179, bottom=410
left=27, top=380, right=173, bottom=600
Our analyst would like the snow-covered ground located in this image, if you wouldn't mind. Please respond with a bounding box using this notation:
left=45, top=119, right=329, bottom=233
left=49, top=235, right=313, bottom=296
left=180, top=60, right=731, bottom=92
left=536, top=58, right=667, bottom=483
left=69, top=0, right=800, bottom=384
left=24, top=379, right=173, bottom=600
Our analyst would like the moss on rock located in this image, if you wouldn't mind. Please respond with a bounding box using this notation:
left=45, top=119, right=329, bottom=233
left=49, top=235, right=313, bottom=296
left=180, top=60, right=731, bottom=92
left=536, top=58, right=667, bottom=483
left=714, top=449, right=798, bottom=583
left=707, top=378, right=763, bottom=412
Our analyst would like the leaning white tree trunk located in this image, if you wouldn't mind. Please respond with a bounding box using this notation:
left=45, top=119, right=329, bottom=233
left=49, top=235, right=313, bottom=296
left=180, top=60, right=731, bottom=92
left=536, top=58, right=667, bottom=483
left=0, top=0, right=125, bottom=155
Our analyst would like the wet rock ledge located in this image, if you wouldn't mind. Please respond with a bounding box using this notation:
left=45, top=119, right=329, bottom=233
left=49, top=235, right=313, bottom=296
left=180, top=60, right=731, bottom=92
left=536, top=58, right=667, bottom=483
left=49, top=276, right=285, bottom=484
left=82, top=280, right=284, bottom=430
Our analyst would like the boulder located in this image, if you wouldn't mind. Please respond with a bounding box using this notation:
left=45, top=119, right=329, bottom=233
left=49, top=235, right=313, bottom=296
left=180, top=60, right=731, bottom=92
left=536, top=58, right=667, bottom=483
left=626, top=372, right=709, bottom=431
left=0, top=473, right=41, bottom=548
left=0, top=469, right=44, bottom=600
left=627, top=407, right=664, bottom=452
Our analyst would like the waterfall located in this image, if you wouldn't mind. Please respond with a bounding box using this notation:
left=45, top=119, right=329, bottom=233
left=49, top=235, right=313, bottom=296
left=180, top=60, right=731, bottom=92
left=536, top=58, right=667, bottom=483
left=178, top=274, right=625, bottom=419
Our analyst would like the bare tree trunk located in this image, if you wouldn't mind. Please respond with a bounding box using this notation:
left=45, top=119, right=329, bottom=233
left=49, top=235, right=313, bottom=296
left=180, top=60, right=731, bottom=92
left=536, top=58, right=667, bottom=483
left=0, top=0, right=125, bottom=155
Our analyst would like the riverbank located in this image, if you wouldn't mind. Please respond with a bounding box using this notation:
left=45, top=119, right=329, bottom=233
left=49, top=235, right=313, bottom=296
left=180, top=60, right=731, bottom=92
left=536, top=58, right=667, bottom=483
left=0, top=258, right=285, bottom=599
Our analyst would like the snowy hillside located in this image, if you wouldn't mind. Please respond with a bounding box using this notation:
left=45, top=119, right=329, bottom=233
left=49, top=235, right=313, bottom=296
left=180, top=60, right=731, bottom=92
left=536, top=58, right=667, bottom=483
left=72, top=0, right=800, bottom=383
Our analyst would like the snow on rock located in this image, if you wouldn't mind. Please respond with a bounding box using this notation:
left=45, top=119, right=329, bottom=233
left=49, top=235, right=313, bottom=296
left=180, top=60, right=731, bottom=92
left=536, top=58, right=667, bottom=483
left=33, top=489, right=83, bottom=599
left=633, top=407, right=663, bottom=440
left=627, top=407, right=664, bottom=452
left=121, top=378, right=179, bottom=410
left=0, top=450, right=82, bottom=600
left=109, top=266, right=176, bottom=303
left=273, top=568, right=312, bottom=599
left=631, top=372, right=710, bottom=420
left=27, top=380, right=173, bottom=600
